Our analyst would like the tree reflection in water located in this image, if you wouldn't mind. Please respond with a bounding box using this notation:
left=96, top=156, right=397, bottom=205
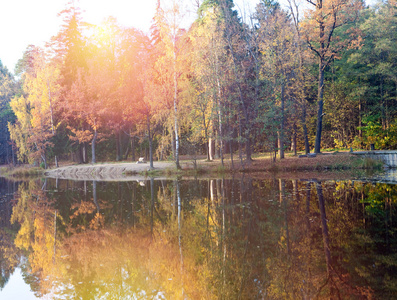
left=2, top=177, right=397, bottom=298
left=0, top=178, right=19, bottom=290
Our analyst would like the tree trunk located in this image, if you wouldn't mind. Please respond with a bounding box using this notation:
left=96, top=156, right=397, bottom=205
left=277, top=132, right=283, bottom=159
left=82, top=143, right=88, bottom=164
left=83, top=143, right=87, bottom=163
left=148, top=116, right=154, bottom=170
left=41, top=153, right=48, bottom=169
left=203, top=113, right=210, bottom=161
left=131, top=135, right=136, bottom=162
left=206, top=139, right=210, bottom=161
left=314, top=57, right=325, bottom=154
left=11, top=144, right=15, bottom=166
left=314, top=4, right=325, bottom=154
left=245, top=137, right=252, bottom=161
left=216, top=77, right=224, bottom=166
left=171, top=129, right=176, bottom=161
left=160, top=136, right=164, bottom=161
left=75, top=147, right=83, bottom=164
left=230, top=138, right=234, bottom=169
left=173, top=38, right=181, bottom=170
left=278, top=83, right=286, bottom=159
left=119, top=129, right=123, bottom=161
left=358, top=99, right=362, bottom=138
left=116, top=128, right=121, bottom=161
left=238, top=118, right=243, bottom=164
left=209, top=138, right=214, bottom=161
left=91, top=128, right=97, bottom=164
left=292, top=123, right=297, bottom=156
left=47, top=79, right=58, bottom=168
left=214, top=132, right=219, bottom=159
left=124, top=143, right=130, bottom=160
left=302, top=101, right=310, bottom=154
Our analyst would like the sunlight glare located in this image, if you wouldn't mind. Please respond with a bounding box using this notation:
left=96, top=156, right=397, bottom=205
left=80, top=0, right=157, bottom=32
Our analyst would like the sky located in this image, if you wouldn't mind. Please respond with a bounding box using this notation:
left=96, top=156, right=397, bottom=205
left=0, top=0, right=265, bottom=74
left=0, top=268, right=39, bottom=299
left=0, top=0, right=374, bottom=74
left=0, top=0, right=158, bottom=73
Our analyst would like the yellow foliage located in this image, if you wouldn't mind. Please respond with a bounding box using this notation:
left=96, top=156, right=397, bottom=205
left=8, top=55, right=60, bottom=163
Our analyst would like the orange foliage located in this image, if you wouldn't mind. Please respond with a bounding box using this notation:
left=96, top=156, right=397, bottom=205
left=301, top=0, right=364, bottom=62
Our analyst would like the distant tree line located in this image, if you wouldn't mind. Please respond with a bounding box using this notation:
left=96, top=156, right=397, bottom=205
left=0, top=0, right=395, bottom=168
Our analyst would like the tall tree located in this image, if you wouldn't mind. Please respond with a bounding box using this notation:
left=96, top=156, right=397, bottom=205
left=286, top=0, right=312, bottom=154
left=120, top=28, right=149, bottom=162
left=51, top=1, right=87, bottom=89
left=302, top=0, right=363, bottom=153
left=61, top=62, right=109, bottom=165
left=131, top=30, right=157, bottom=169
left=189, top=7, right=229, bottom=161
left=91, top=18, right=135, bottom=162
left=334, top=0, right=397, bottom=149
left=0, top=60, right=16, bottom=165
left=9, top=48, right=61, bottom=168
left=51, top=1, right=89, bottom=163
left=256, top=1, right=298, bottom=159
left=152, top=0, right=188, bottom=169
left=219, top=0, right=254, bottom=161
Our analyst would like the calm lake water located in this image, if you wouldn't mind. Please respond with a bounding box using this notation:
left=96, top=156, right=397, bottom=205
left=1, top=174, right=397, bottom=299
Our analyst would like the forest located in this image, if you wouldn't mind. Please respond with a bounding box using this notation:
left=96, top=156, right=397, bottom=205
left=0, top=0, right=396, bottom=168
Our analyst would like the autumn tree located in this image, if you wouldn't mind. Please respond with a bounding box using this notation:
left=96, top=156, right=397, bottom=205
left=192, top=0, right=262, bottom=165
left=124, top=28, right=157, bottom=168
left=9, top=47, right=61, bottom=168
left=119, top=28, right=149, bottom=162
left=286, top=0, right=313, bottom=154
left=51, top=1, right=90, bottom=163
left=256, top=1, right=299, bottom=159
left=51, top=1, right=87, bottom=89
left=216, top=0, right=269, bottom=162
left=90, top=18, right=141, bottom=162
left=189, top=7, right=229, bottom=161
left=86, top=19, right=126, bottom=163
left=151, top=0, right=189, bottom=169
left=301, top=0, right=363, bottom=153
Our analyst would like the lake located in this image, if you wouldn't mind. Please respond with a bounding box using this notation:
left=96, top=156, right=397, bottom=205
left=0, top=173, right=397, bottom=299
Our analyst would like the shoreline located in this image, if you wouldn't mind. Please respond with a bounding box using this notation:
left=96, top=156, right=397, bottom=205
left=1, top=152, right=384, bottom=181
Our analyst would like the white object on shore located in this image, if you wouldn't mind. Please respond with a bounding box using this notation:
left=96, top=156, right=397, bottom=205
left=136, top=157, right=147, bottom=164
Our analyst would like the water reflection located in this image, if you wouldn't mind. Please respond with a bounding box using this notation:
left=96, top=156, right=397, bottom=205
left=1, top=176, right=397, bottom=299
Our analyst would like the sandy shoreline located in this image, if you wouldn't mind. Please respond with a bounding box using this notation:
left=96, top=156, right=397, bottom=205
left=7, top=152, right=377, bottom=182
left=44, top=161, right=174, bottom=181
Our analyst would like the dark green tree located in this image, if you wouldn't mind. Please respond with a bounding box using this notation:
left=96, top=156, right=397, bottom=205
left=0, top=60, right=16, bottom=165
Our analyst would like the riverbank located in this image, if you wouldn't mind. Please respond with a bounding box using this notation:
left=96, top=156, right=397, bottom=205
left=0, top=151, right=383, bottom=181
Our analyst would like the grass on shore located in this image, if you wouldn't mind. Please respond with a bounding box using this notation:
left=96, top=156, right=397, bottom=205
left=138, top=152, right=384, bottom=177
left=0, top=165, right=44, bottom=178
